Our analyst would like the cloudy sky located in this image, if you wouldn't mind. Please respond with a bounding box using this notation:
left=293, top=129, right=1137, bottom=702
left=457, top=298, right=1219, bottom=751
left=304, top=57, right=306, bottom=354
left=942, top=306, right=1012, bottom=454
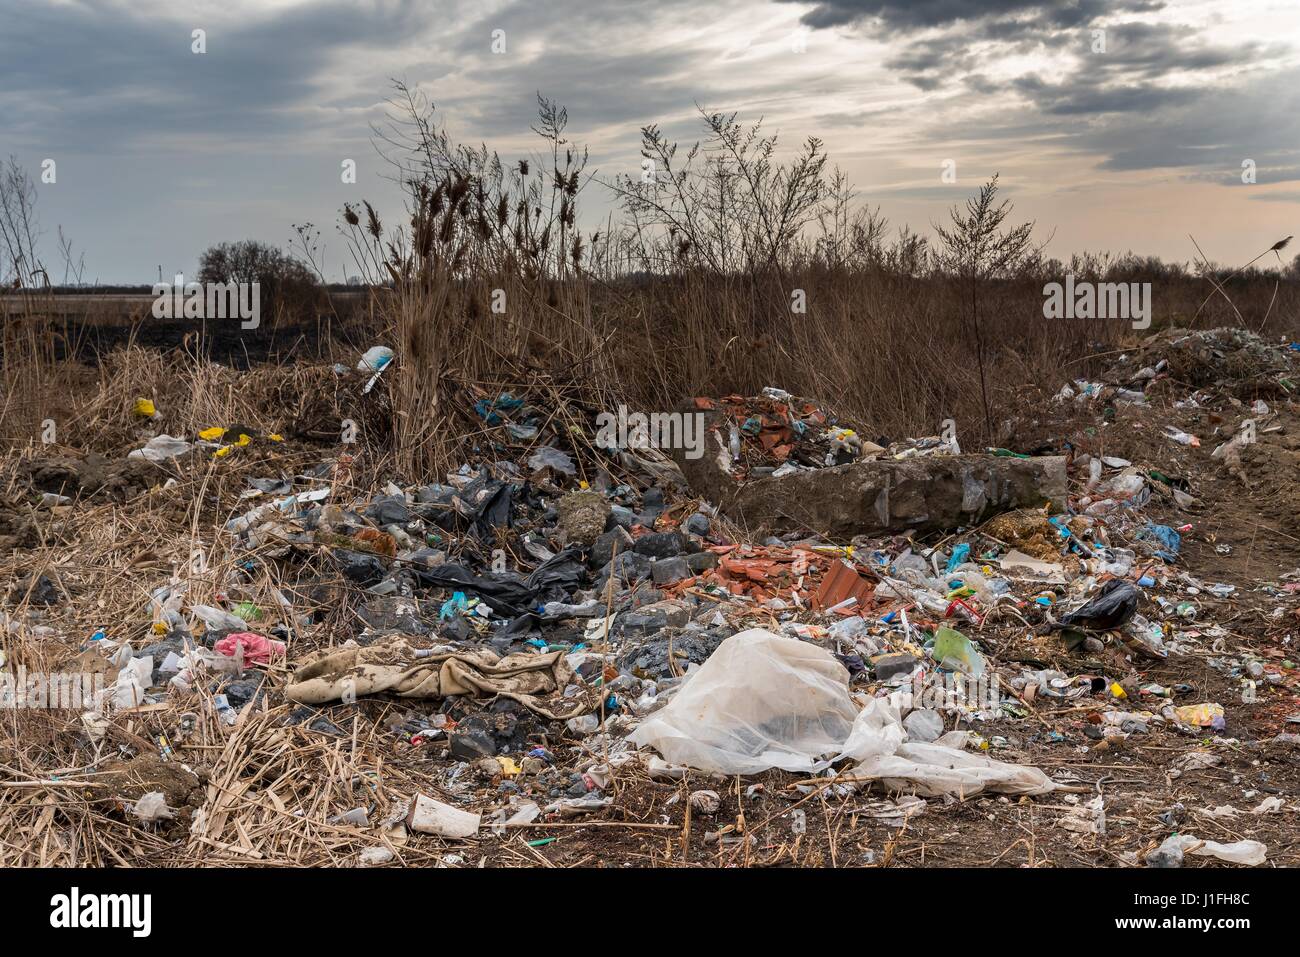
left=4, top=0, right=1298, bottom=282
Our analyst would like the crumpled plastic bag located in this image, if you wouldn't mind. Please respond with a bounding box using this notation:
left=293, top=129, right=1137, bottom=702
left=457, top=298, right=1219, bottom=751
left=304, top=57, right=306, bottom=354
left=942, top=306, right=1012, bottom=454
left=214, top=632, right=286, bottom=665
left=627, top=629, right=1058, bottom=796
left=411, top=549, right=585, bottom=618
left=834, top=697, right=1058, bottom=797
left=1146, top=833, right=1267, bottom=867
left=133, top=791, right=176, bottom=824
left=111, top=655, right=154, bottom=710
left=191, top=604, right=250, bottom=632
left=626, top=629, right=860, bottom=774
left=527, top=446, right=576, bottom=476
left=127, top=434, right=192, bottom=463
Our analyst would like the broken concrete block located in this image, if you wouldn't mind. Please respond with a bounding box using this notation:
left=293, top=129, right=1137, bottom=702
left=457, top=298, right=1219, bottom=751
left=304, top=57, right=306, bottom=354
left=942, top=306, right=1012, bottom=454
left=670, top=413, right=1066, bottom=537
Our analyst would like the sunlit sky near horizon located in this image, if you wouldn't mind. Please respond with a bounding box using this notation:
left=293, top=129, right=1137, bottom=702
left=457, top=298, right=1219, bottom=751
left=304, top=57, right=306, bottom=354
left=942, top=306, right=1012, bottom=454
left=3, top=0, right=1298, bottom=282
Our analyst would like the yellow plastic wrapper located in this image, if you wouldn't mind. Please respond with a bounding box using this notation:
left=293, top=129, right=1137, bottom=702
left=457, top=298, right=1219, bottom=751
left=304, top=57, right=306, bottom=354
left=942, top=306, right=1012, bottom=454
left=133, top=398, right=156, bottom=417
left=1174, top=702, right=1224, bottom=727
left=496, top=757, right=521, bottom=777
left=198, top=426, right=226, bottom=441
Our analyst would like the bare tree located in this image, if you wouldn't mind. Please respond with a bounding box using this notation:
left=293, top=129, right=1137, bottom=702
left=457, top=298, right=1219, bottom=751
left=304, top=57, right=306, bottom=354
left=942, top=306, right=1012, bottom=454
left=0, top=156, right=47, bottom=289
left=934, top=175, right=1036, bottom=442
left=608, top=108, right=828, bottom=274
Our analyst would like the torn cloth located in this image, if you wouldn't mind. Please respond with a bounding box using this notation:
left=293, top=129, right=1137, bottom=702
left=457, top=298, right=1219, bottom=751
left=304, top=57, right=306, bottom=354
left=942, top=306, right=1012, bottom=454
left=284, top=638, right=592, bottom=719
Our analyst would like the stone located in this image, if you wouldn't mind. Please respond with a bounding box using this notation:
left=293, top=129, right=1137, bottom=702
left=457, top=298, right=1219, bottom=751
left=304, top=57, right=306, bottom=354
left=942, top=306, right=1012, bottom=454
left=686, top=551, right=719, bottom=573
left=620, top=599, right=691, bottom=637
left=651, top=556, right=691, bottom=585
left=595, top=550, right=653, bottom=587
left=638, top=487, right=665, bottom=525
left=872, top=653, right=920, bottom=682
left=633, top=531, right=685, bottom=558
left=589, top=526, right=634, bottom=569
left=607, top=505, right=637, bottom=530
left=449, top=719, right=497, bottom=761
left=685, top=511, right=711, bottom=536
left=520, top=756, right=548, bottom=775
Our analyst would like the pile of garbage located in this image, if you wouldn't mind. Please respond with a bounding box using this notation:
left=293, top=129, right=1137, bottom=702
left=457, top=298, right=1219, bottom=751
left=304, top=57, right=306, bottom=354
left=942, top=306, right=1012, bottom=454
left=6, top=340, right=1296, bottom=868
left=694, top=388, right=868, bottom=479
left=1106, top=327, right=1297, bottom=398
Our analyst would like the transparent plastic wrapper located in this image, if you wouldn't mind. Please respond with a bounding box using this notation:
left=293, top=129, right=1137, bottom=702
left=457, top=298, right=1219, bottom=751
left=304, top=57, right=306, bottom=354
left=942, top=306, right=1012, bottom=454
left=132, top=791, right=176, bottom=824
left=527, top=446, right=576, bottom=476
left=626, top=629, right=859, bottom=774
left=836, top=698, right=1058, bottom=798
left=627, top=630, right=1056, bottom=796
left=949, top=563, right=994, bottom=602
left=1147, top=833, right=1266, bottom=867
left=1098, top=467, right=1148, bottom=504
left=875, top=577, right=949, bottom=616
left=190, top=604, right=250, bottom=632
left=127, top=435, right=192, bottom=463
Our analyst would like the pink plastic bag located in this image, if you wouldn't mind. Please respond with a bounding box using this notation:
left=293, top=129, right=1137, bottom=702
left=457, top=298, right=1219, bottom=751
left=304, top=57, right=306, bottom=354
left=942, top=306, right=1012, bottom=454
left=214, top=632, right=285, bottom=666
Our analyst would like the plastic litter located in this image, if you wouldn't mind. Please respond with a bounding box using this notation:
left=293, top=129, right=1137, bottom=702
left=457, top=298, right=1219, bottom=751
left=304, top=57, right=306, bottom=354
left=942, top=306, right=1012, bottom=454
left=127, top=435, right=192, bottom=462
left=406, top=793, right=481, bottom=837
left=1146, top=833, right=1266, bottom=867
left=834, top=697, right=1057, bottom=797
left=132, top=791, right=176, bottom=824
left=626, top=628, right=858, bottom=774
left=932, top=624, right=985, bottom=677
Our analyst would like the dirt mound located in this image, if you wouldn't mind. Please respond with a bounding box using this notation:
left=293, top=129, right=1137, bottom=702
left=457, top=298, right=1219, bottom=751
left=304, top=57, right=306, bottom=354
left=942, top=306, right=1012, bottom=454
left=92, top=752, right=206, bottom=835
left=0, top=500, right=38, bottom=550
left=25, top=453, right=166, bottom=502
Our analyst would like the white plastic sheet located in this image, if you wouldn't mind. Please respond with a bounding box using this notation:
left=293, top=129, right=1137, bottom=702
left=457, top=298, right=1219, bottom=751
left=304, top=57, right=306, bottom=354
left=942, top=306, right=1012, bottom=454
left=127, top=435, right=192, bottom=462
left=834, top=697, right=1057, bottom=797
left=627, top=629, right=858, bottom=774
left=628, top=629, right=1058, bottom=797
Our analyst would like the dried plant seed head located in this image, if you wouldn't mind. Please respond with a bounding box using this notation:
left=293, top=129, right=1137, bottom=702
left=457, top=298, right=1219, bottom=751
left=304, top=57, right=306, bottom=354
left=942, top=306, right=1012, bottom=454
left=364, top=201, right=383, bottom=239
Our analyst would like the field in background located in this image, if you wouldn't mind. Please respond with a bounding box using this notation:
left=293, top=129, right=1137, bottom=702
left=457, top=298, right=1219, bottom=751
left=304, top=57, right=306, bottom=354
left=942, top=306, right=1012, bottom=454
left=5, top=95, right=1298, bottom=476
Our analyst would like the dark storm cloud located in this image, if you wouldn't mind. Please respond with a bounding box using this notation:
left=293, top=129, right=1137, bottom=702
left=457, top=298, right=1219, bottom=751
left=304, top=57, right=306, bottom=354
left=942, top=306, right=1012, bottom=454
left=776, top=0, right=1159, bottom=31
left=0, top=0, right=436, bottom=148
left=916, top=63, right=1300, bottom=183
left=778, top=0, right=1292, bottom=180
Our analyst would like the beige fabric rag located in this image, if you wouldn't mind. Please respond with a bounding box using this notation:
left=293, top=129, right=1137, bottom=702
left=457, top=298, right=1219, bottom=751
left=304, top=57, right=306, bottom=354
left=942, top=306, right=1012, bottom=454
left=284, top=638, right=593, bottom=720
